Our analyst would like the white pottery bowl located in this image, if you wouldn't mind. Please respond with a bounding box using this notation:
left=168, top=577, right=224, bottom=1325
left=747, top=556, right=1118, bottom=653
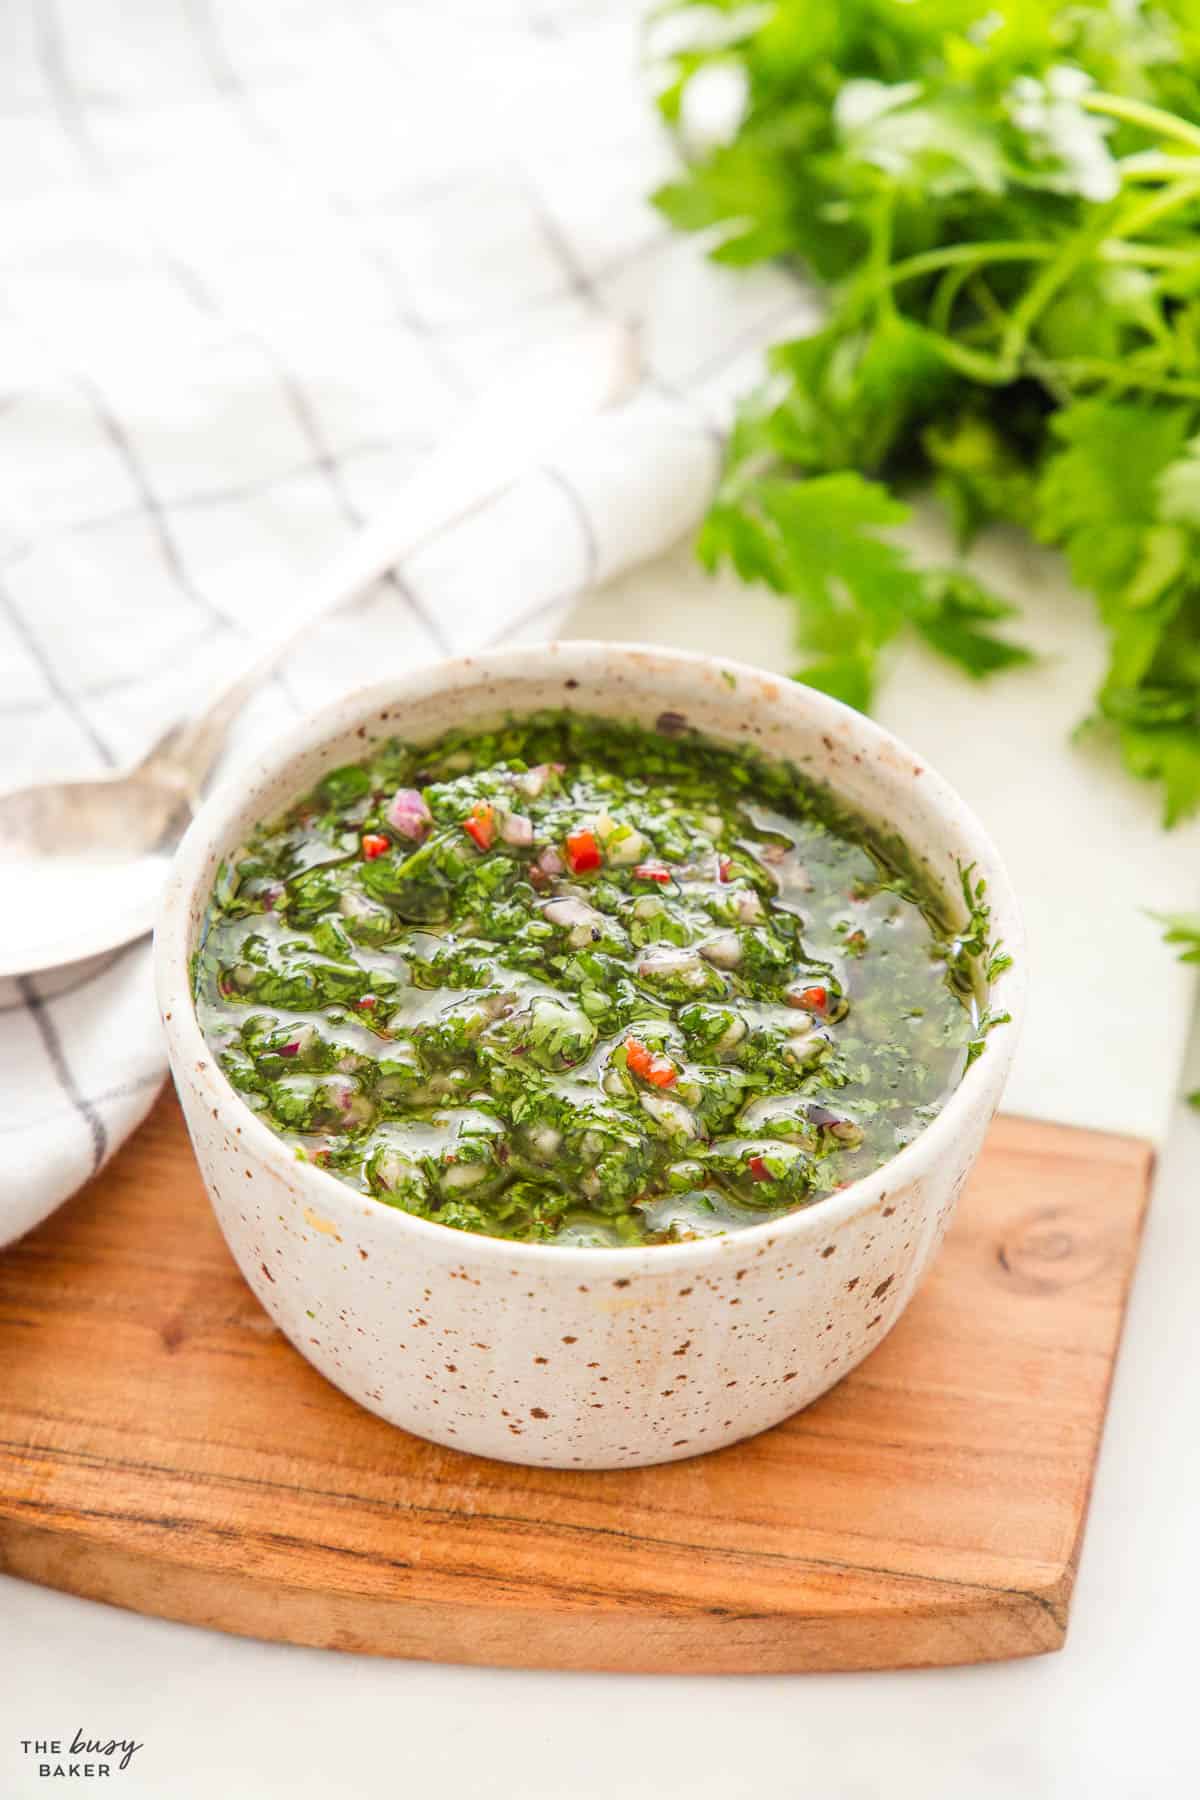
left=155, top=643, right=1024, bottom=1469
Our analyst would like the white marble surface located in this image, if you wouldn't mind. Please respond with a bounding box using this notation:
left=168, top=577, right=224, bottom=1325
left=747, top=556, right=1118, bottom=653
left=4, top=552, right=1198, bottom=1796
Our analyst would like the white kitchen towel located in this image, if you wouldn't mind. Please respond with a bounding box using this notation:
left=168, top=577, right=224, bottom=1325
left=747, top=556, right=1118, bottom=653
left=0, top=0, right=822, bottom=1242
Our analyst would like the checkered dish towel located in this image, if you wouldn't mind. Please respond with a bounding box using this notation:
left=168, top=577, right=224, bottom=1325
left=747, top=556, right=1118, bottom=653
left=0, top=0, right=818, bottom=1245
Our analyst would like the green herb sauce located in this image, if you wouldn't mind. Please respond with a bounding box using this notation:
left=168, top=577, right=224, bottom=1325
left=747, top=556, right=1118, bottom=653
left=194, top=711, right=989, bottom=1246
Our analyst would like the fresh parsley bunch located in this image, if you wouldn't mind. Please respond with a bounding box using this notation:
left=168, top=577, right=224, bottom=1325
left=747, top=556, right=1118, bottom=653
left=652, top=0, right=1200, bottom=824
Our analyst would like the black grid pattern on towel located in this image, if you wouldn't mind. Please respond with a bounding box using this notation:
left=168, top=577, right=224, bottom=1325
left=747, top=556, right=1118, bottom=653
left=0, top=0, right=814, bottom=1189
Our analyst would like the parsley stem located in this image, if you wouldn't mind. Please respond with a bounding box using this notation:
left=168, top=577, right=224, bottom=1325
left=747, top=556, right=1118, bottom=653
left=1119, top=152, right=1200, bottom=180
left=998, top=199, right=1124, bottom=370
left=1083, top=90, right=1200, bottom=156
left=912, top=327, right=1012, bottom=384
left=866, top=191, right=897, bottom=323
left=884, top=241, right=1052, bottom=287
left=992, top=181, right=1200, bottom=373
left=929, top=263, right=979, bottom=337
left=886, top=239, right=1200, bottom=291
left=1106, top=242, right=1200, bottom=268
left=1115, top=176, right=1200, bottom=238
left=1052, top=360, right=1200, bottom=398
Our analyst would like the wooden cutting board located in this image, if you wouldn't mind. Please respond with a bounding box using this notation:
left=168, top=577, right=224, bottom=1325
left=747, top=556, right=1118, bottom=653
left=0, top=1093, right=1151, bottom=1674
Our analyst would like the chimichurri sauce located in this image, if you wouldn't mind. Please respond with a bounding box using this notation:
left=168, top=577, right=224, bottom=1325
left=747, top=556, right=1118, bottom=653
left=194, top=712, right=982, bottom=1247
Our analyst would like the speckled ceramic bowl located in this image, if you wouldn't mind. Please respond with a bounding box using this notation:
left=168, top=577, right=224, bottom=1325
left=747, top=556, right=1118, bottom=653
left=156, top=642, right=1024, bottom=1469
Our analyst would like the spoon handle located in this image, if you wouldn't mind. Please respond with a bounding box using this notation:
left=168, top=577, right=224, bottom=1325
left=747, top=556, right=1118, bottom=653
left=157, top=320, right=639, bottom=794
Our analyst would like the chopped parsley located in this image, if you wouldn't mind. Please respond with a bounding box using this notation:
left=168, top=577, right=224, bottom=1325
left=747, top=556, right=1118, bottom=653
left=194, top=712, right=997, bottom=1245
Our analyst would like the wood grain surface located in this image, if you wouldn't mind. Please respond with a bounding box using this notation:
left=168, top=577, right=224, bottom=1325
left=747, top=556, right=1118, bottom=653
left=0, top=1093, right=1152, bottom=1673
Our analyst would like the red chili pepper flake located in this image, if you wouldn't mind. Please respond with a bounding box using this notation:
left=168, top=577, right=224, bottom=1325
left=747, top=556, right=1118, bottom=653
left=278, top=1040, right=302, bottom=1058
left=624, top=1037, right=677, bottom=1088
left=462, top=802, right=495, bottom=851
left=748, top=1155, right=773, bottom=1182
left=361, top=832, right=389, bottom=860
left=565, top=826, right=601, bottom=874
left=718, top=856, right=733, bottom=883
left=792, top=984, right=829, bottom=1013
left=633, top=861, right=671, bottom=884
left=356, top=995, right=376, bottom=1010
left=313, top=1149, right=331, bottom=1168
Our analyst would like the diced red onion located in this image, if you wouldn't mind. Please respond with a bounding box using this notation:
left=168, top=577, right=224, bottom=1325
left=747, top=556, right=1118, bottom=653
left=605, top=824, right=648, bottom=866
left=500, top=810, right=534, bottom=847
left=542, top=896, right=594, bottom=928
left=385, top=787, right=432, bottom=841
left=332, top=1084, right=375, bottom=1129
left=701, top=931, right=743, bottom=969
left=536, top=846, right=565, bottom=877
left=542, top=894, right=606, bottom=948
left=639, top=1092, right=699, bottom=1137
left=515, top=763, right=563, bottom=799
left=443, top=1160, right=489, bottom=1191
left=637, top=947, right=702, bottom=979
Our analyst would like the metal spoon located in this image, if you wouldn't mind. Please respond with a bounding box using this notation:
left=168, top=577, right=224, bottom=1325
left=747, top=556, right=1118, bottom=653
left=0, top=321, right=640, bottom=978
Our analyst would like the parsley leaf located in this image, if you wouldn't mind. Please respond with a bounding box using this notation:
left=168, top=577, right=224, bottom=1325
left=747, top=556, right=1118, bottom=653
left=1035, top=401, right=1192, bottom=600
left=1155, top=912, right=1200, bottom=1105
left=1155, top=912, right=1200, bottom=963
left=700, top=463, right=1032, bottom=703
left=911, top=569, right=1036, bottom=680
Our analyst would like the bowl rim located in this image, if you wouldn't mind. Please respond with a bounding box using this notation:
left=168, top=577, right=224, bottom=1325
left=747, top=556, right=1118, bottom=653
left=155, top=639, right=1026, bottom=1272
